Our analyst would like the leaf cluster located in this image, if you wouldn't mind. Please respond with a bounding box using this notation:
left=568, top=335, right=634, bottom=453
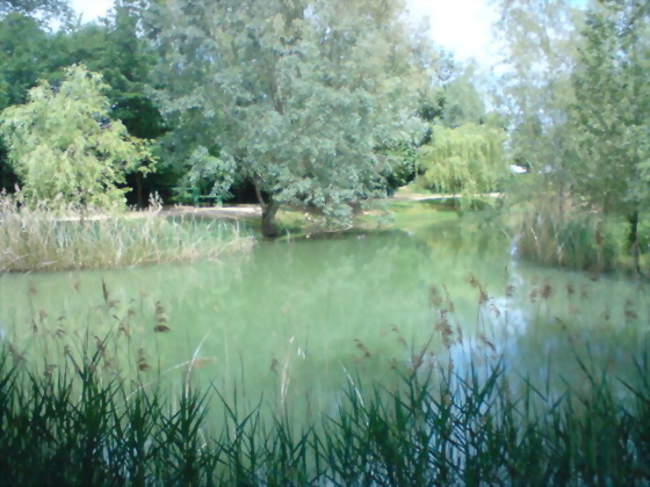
left=149, top=0, right=429, bottom=223
left=0, top=65, right=152, bottom=209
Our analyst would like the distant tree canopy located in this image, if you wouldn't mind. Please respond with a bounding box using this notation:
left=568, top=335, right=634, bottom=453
left=0, top=65, right=152, bottom=209
left=570, top=0, right=649, bottom=269
left=494, top=0, right=649, bottom=272
left=0, top=0, right=167, bottom=203
left=149, top=0, right=428, bottom=236
left=0, top=0, right=71, bottom=21
left=0, top=10, right=62, bottom=189
left=416, top=124, right=508, bottom=199
left=437, top=63, right=488, bottom=129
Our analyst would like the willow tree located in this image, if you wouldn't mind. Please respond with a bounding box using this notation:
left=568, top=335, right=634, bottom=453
left=416, top=123, right=508, bottom=203
left=0, top=65, right=151, bottom=209
left=149, top=0, right=426, bottom=236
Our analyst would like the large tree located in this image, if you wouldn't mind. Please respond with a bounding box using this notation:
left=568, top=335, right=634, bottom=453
left=149, top=0, right=427, bottom=236
left=493, top=0, right=649, bottom=273
left=570, top=0, right=650, bottom=272
left=492, top=0, right=585, bottom=201
left=416, top=123, right=508, bottom=200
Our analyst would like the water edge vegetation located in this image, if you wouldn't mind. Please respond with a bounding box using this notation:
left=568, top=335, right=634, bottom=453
left=0, top=191, right=254, bottom=272
left=0, top=325, right=648, bottom=486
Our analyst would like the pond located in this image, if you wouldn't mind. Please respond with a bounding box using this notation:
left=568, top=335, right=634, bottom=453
left=1, top=203, right=648, bottom=417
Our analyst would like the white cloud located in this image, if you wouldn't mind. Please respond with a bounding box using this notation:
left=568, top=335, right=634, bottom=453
left=69, top=0, right=499, bottom=66
left=70, top=0, right=113, bottom=22
left=404, top=0, right=499, bottom=66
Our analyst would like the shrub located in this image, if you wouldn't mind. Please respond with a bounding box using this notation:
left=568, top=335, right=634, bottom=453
left=0, top=65, right=152, bottom=209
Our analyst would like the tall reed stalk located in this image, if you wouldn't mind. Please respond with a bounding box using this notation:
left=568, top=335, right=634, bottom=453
left=514, top=204, right=627, bottom=273
left=0, top=191, right=254, bottom=272
left=0, top=337, right=648, bottom=486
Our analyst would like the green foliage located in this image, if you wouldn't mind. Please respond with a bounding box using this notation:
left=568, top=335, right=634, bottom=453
left=0, top=0, right=71, bottom=23
left=0, top=338, right=648, bottom=485
left=0, top=65, right=152, bottom=209
left=0, top=3, right=168, bottom=202
left=516, top=203, right=628, bottom=272
left=438, top=62, right=487, bottom=128
left=570, top=1, right=650, bottom=216
left=493, top=0, right=584, bottom=187
left=0, top=12, right=52, bottom=108
left=378, top=142, right=418, bottom=195
left=415, top=123, right=508, bottom=199
left=494, top=0, right=649, bottom=271
left=59, top=1, right=166, bottom=142
left=57, top=2, right=169, bottom=205
left=567, top=1, right=650, bottom=273
left=0, top=11, right=60, bottom=190
left=149, top=0, right=427, bottom=235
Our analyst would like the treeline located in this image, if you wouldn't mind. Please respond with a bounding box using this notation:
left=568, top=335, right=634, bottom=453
left=1, top=0, right=647, bottom=243
left=493, top=0, right=649, bottom=273
left=0, top=0, right=168, bottom=203
left=0, top=0, right=508, bottom=236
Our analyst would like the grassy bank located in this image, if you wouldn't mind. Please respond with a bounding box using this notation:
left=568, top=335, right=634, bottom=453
left=0, top=194, right=254, bottom=272
left=0, top=336, right=648, bottom=486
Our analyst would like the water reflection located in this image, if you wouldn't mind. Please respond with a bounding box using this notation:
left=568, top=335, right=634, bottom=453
left=0, top=212, right=647, bottom=412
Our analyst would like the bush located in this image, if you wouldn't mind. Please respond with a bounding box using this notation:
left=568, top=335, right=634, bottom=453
left=0, top=65, right=152, bottom=209
left=415, top=123, right=508, bottom=196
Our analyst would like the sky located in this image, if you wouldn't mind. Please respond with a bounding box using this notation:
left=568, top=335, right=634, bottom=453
left=70, top=0, right=112, bottom=23
left=405, top=0, right=498, bottom=64
left=70, top=0, right=499, bottom=65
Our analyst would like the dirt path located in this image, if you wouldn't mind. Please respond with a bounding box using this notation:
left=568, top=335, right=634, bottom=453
left=34, top=190, right=505, bottom=224
left=158, top=191, right=503, bottom=220
left=163, top=204, right=261, bottom=220
left=391, top=190, right=503, bottom=202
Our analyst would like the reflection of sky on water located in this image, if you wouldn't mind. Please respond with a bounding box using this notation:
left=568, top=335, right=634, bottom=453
left=0, top=213, right=647, bottom=409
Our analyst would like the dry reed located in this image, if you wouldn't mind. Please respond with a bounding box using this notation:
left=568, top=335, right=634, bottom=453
left=0, top=191, right=254, bottom=272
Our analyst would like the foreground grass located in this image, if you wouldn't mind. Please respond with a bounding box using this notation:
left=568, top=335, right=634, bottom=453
left=0, top=339, right=648, bottom=486
left=0, top=194, right=254, bottom=272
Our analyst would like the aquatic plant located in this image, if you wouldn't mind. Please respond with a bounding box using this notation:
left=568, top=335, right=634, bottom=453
left=514, top=204, right=630, bottom=273
left=0, top=191, right=254, bottom=272
left=0, top=337, right=648, bottom=486
left=1, top=259, right=648, bottom=485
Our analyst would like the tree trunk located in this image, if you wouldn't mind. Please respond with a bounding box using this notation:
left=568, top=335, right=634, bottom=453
left=253, top=179, right=280, bottom=238
left=135, top=171, right=144, bottom=208
left=261, top=200, right=280, bottom=238
left=627, top=211, right=641, bottom=276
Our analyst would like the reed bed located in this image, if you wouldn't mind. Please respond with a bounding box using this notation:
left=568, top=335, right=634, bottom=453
left=514, top=208, right=626, bottom=273
left=0, top=192, right=254, bottom=272
left=0, top=332, right=648, bottom=486
left=508, top=193, right=650, bottom=276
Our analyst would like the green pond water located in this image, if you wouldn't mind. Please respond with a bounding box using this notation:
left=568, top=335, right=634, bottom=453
left=1, top=205, right=648, bottom=415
